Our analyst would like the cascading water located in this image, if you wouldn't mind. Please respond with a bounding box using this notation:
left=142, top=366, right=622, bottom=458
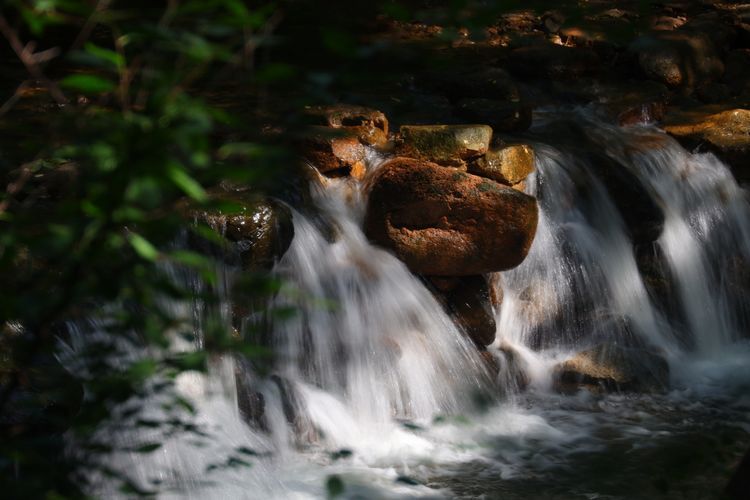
left=74, top=110, right=750, bottom=499
left=234, top=172, right=496, bottom=478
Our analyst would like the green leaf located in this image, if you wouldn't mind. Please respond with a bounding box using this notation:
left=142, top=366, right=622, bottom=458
left=169, top=250, right=213, bottom=269
left=135, top=442, right=162, bottom=453
left=84, top=42, right=125, bottom=71
left=218, top=142, right=266, bottom=160
left=128, top=233, right=160, bottom=261
left=60, top=74, right=116, bottom=93
left=167, top=162, right=207, bottom=202
left=326, top=475, right=345, bottom=499
left=128, top=359, right=158, bottom=382
left=171, top=351, right=207, bottom=371
left=255, top=63, right=296, bottom=83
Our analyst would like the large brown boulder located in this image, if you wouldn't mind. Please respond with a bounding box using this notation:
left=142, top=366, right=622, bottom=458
left=364, top=158, right=538, bottom=276
left=663, top=107, right=750, bottom=183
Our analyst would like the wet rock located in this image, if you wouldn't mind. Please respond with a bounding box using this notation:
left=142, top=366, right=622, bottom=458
left=194, top=191, right=294, bottom=272
left=498, top=11, right=540, bottom=35
left=630, top=32, right=723, bottom=90
left=298, top=104, right=389, bottom=177
left=541, top=11, right=565, bottom=34
left=298, top=126, right=367, bottom=177
left=454, top=98, right=532, bottom=133
left=396, top=124, right=493, bottom=168
left=270, top=375, right=319, bottom=444
left=235, top=362, right=265, bottom=428
left=597, top=80, right=671, bottom=125
left=618, top=101, right=668, bottom=126
left=635, top=244, right=682, bottom=321
left=506, top=44, right=601, bottom=80
left=479, top=350, right=499, bottom=376
left=663, top=108, right=750, bottom=183
left=497, top=342, right=530, bottom=392
left=469, top=144, right=534, bottom=186
left=303, top=104, right=388, bottom=147
left=488, top=273, right=504, bottom=310
left=428, top=275, right=496, bottom=347
left=553, top=344, right=669, bottom=393
left=364, top=157, right=538, bottom=276
left=651, top=16, right=687, bottom=31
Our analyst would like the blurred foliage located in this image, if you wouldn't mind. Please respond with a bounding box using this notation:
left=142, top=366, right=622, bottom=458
left=0, top=0, right=664, bottom=497
left=0, top=0, right=289, bottom=497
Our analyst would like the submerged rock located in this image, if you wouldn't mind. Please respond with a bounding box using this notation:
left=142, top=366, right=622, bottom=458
left=364, top=157, right=538, bottom=276
left=497, top=342, right=530, bottom=392
left=469, top=144, right=535, bottom=187
left=553, top=344, right=669, bottom=393
left=663, top=108, right=750, bottom=183
left=427, top=275, right=496, bottom=347
left=235, top=361, right=265, bottom=428
left=396, top=124, right=493, bottom=168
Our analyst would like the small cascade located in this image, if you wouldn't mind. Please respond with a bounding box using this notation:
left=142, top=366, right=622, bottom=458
left=248, top=173, right=494, bottom=447
left=497, top=110, right=750, bottom=388
left=627, top=134, right=750, bottom=353
left=70, top=110, right=750, bottom=498
left=496, top=143, right=671, bottom=361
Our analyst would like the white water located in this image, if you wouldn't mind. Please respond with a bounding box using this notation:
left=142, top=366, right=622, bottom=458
left=74, top=111, right=750, bottom=498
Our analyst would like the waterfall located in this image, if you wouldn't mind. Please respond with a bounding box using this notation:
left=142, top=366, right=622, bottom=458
left=245, top=172, right=494, bottom=455
left=497, top=110, right=750, bottom=389
left=69, top=110, right=750, bottom=498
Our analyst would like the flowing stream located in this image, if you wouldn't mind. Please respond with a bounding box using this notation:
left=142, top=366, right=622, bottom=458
left=76, top=110, right=750, bottom=498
